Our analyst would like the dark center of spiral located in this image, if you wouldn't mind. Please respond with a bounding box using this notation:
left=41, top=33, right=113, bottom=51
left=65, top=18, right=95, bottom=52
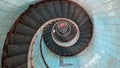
left=56, top=22, right=71, bottom=37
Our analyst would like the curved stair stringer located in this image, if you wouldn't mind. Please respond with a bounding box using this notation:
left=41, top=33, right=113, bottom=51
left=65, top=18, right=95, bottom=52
left=2, top=1, right=45, bottom=68
left=2, top=0, right=93, bottom=68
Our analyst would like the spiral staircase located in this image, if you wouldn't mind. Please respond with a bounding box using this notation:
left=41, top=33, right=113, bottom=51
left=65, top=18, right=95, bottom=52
left=0, top=0, right=120, bottom=68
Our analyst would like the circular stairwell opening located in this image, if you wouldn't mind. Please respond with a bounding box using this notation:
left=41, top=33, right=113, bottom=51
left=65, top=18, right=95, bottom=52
left=2, top=0, right=93, bottom=68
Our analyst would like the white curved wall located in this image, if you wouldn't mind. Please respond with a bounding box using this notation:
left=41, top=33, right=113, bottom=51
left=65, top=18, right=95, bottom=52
left=74, top=0, right=120, bottom=67
left=0, top=0, right=120, bottom=68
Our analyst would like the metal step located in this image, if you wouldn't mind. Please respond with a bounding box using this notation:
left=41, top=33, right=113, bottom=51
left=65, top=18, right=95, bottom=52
left=10, top=34, right=32, bottom=44
left=71, top=5, right=82, bottom=22
left=52, top=1, right=62, bottom=17
left=61, top=1, right=68, bottom=17
left=44, top=2, right=57, bottom=18
left=35, top=5, right=51, bottom=21
left=6, top=54, right=27, bottom=68
left=27, top=9, right=45, bottom=25
left=15, top=23, right=36, bottom=36
left=76, top=11, right=86, bottom=24
left=8, top=44, right=29, bottom=57
left=67, top=2, right=75, bottom=19
left=80, top=22, right=91, bottom=31
left=17, top=63, right=27, bottom=68
left=21, top=15, right=40, bottom=30
left=79, top=16, right=89, bottom=27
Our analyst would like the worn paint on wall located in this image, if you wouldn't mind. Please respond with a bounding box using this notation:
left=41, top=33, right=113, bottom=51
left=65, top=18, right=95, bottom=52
left=0, top=0, right=120, bottom=68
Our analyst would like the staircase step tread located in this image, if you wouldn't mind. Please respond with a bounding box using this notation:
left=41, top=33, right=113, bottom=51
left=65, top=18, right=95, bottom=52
left=6, top=53, right=28, bottom=68
left=15, top=23, right=36, bottom=36
left=10, top=33, right=33, bottom=45
left=17, top=63, right=27, bottom=68
left=8, top=44, right=29, bottom=57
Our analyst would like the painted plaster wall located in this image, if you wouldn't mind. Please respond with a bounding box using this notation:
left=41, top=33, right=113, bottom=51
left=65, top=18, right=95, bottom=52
left=0, top=0, right=120, bottom=68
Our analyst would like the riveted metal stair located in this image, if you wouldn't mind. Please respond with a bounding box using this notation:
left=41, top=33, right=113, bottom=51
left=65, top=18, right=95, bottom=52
left=2, top=0, right=93, bottom=68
